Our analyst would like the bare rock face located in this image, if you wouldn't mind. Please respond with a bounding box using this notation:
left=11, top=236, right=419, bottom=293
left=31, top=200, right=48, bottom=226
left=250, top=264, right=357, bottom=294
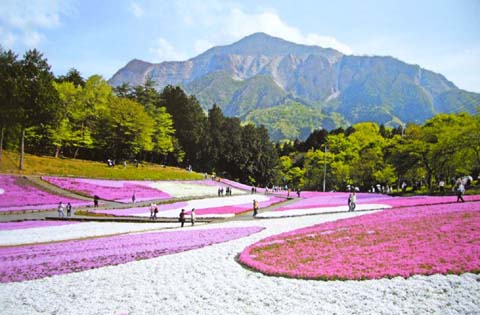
left=109, top=33, right=342, bottom=97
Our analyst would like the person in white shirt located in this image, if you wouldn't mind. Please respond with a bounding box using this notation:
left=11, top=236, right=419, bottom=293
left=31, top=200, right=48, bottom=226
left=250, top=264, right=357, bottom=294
left=191, top=208, right=196, bottom=226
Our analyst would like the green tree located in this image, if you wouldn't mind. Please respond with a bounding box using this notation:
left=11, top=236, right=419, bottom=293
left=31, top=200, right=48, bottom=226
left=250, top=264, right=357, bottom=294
left=0, top=48, right=20, bottom=163
left=72, top=75, right=112, bottom=158
left=239, top=124, right=278, bottom=185
left=52, top=81, right=82, bottom=157
left=201, top=104, right=226, bottom=171
left=17, top=49, right=59, bottom=169
left=161, top=85, right=206, bottom=166
left=56, top=68, right=85, bottom=87
left=96, top=97, right=154, bottom=159
left=150, top=106, right=175, bottom=162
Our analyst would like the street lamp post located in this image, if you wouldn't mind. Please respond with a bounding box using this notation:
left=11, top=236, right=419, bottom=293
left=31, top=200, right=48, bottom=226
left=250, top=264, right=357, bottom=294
left=323, top=145, right=327, bottom=192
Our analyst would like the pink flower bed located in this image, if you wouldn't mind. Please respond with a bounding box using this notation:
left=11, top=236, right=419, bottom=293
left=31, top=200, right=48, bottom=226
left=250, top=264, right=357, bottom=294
left=0, top=175, right=90, bottom=212
left=239, top=201, right=480, bottom=280
left=42, top=176, right=171, bottom=203
left=0, top=220, right=79, bottom=231
left=187, top=196, right=285, bottom=216
left=0, top=226, right=263, bottom=283
left=90, top=196, right=285, bottom=217
left=92, top=202, right=189, bottom=216
left=275, top=191, right=480, bottom=211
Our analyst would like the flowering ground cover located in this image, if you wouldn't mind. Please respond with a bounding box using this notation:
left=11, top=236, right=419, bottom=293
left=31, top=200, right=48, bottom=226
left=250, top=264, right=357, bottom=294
left=0, top=221, right=185, bottom=246
left=0, top=226, right=263, bottom=283
left=149, top=180, right=227, bottom=198
left=239, top=201, right=480, bottom=280
left=42, top=176, right=172, bottom=203
left=265, top=191, right=480, bottom=217
left=0, top=211, right=479, bottom=314
left=91, top=194, right=285, bottom=218
left=275, top=192, right=480, bottom=212
left=0, top=175, right=90, bottom=212
left=0, top=220, right=79, bottom=231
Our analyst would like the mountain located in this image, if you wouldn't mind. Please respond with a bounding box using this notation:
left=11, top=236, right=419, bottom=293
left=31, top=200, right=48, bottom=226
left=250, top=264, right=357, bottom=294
left=109, top=33, right=480, bottom=141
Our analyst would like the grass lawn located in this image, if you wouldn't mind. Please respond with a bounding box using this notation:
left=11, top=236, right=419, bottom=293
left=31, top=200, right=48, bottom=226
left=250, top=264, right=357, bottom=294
left=0, top=150, right=203, bottom=181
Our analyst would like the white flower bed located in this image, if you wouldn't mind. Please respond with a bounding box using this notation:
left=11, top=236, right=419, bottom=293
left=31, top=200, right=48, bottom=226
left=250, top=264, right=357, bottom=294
left=149, top=182, right=242, bottom=198
left=0, top=211, right=478, bottom=314
left=0, top=222, right=184, bottom=246
left=257, top=203, right=391, bottom=218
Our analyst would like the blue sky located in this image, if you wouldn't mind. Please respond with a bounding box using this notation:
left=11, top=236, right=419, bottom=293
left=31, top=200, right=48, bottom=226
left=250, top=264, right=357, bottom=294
left=1, top=0, right=479, bottom=92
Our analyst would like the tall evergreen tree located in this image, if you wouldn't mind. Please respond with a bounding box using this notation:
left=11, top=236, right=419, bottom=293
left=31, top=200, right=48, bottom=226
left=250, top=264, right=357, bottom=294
left=17, top=49, right=59, bottom=169
left=160, top=85, right=206, bottom=166
left=56, top=68, right=85, bottom=87
left=0, top=48, right=20, bottom=163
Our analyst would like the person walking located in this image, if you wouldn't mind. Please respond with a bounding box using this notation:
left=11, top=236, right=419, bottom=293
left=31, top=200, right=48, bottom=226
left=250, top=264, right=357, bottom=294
left=66, top=202, right=72, bottom=217
left=132, top=192, right=136, bottom=204
left=93, top=195, right=99, bottom=207
left=457, top=182, right=465, bottom=202
left=149, top=203, right=155, bottom=220
left=439, top=180, right=445, bottom=194
left=179, top=209, right=186, bottom=227
left=58, top=202, right=65, bottom=218
left=191, top=208, right=196, bottom=226
left=348, top=191, right=357, bottom=211
left=253, top=200, right=259, bottom=217
left=153, top=207, right=158, bottom=220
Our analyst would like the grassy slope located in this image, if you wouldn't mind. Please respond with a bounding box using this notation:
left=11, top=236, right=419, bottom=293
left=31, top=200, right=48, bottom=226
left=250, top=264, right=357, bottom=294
left=0, top=151, right=203, bottom=181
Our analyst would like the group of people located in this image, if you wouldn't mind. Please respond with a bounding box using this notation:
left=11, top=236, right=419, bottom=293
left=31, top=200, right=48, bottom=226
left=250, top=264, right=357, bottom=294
left=57, top=201, right=73, bottom=217
left=179, top=208, right=196, bottom=227
left=149, top=203, right=159, bottom=220
left=218, top=187, right=232, bottom=196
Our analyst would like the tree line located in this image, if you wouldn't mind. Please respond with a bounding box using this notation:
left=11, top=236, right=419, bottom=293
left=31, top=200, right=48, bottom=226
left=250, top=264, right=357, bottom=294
left=1, top=48, right=478, bottom=191
left=275, top=115, right=479, bottom=192
left=0, top=48, right=278, bottom=185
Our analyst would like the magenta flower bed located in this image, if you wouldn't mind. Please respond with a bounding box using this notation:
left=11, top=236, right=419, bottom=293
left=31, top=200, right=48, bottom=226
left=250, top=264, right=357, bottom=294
left=0, top=175, right=89, bottom=212
left=0, top=226, right=263, bottom=283
left=239, top=201, right=480, bottom=280
left=0, top=220, right=79, bottom=231
left=42, top=176, right=171, bottom=203
left=275, top=191, right=480, bottom=211
left=377, top=194, right=480, bottom=207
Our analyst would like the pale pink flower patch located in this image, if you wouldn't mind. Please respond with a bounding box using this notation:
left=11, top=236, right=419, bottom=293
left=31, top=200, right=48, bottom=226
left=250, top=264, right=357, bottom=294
left=0, top=175, right=90, bottom=212
left=42, top=176, right=171, bottom=203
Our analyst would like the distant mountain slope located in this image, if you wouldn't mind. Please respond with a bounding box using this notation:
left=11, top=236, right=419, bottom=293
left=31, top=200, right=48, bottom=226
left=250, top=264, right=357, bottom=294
left=109, top=33, right=480, bottom=141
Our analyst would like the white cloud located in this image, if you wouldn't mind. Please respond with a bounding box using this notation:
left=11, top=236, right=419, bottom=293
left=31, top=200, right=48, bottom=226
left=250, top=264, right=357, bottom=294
left=0, top=27, right=17, bottom=47
left=0, top=0, right=74, bottom=48
left=226, top=8, right=353, bottom=54
left=130, top=1, right=144, bottom=18
left=194, top=39, right=214, bottom=54
left=149, top=37, right=187, bottom=62
left=179, top=5, right=353, bottom=55
left=23, top=31, right=44, bottom=47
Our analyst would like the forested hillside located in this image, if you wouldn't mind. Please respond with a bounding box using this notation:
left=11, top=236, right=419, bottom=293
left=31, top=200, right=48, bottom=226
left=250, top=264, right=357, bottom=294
left=1, top=47, right=478, bottom=190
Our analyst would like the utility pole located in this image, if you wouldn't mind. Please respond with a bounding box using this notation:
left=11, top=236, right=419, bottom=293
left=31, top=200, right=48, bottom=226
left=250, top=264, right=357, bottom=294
left=323, top=145, right=327, bottom=192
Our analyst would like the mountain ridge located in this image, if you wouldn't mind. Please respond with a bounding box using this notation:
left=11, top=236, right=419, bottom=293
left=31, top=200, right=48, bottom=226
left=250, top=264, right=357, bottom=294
left=109, top=33, right=479, bottom=141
